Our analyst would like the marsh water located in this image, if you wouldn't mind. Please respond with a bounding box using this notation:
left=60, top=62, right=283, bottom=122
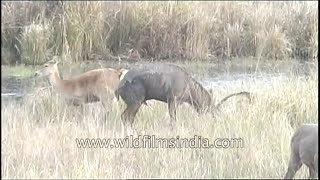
left=1, top=59, right=318, bottom=101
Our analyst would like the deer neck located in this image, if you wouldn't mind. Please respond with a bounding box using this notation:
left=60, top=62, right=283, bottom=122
left=47, top=71, right=67, bottom=91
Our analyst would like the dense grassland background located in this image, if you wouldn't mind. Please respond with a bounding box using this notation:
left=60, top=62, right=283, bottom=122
left=1, top=1, right=319, bottom=179
left=1, top=66, right=318, bottom=178
left=1, top=1, right=318, bottom=65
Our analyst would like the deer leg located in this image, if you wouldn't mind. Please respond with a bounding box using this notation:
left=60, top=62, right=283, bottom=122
left=168, top=99, right=177, bottom=122
left=69, top=98, right=81, bottom=106
left=308, top=167, right=316, bottom=179
left=119, top=79, right=146, bottom=126
left=101, top=100, right=107, bottom=110
left=284, top=152, right=302, bottom=179
left=85, top=94, right=100, bottom=103
left=99, top=95, right=109, bottom=110
left=121, top=102, right=142, bottom=126
left=128, top=102, right=142, bottom=125
left=314, top=154, right=319, bottom=179
left=304, top=160, right=318, bottom=179
left=121, top=106, right=131, bottom=125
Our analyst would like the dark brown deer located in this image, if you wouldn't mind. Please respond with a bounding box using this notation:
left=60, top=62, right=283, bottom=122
left=115, top=62, right=251, bottom=125
left=284, top=123, right=318, bottom=179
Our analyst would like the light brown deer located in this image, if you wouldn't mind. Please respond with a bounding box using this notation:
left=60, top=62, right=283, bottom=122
left=284, top=123, right=318, bottom=179
left=35, top=61, right=127, bottom=106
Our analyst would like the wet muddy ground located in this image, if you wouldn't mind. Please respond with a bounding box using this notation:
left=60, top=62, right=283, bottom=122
left=200, top=59, right=317, bottom=89
left=1, top=59, right=318, bottom=102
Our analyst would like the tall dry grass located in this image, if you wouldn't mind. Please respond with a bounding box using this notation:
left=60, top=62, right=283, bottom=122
left=1, top=1, right=318, bottom=65
left=1, top=68, right=318, bottom=178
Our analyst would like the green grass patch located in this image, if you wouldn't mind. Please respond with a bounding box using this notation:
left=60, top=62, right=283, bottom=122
left=1, top=65, right=36, bottom=79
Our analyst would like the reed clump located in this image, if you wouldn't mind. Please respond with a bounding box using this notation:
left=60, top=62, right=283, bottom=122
left=1, top=1, right=318, bottom=65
